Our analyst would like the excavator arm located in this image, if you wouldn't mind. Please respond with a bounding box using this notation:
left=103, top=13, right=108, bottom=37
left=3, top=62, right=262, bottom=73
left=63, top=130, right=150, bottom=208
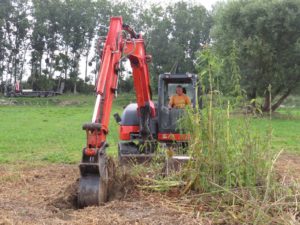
left=78, top=17, right=155, bottom=208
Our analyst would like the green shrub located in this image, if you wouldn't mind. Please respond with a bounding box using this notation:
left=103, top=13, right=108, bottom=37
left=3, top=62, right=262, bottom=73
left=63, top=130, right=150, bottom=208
left=182, top=96, right=275, bottom=192
left=183, top=46, right=277, bottom=192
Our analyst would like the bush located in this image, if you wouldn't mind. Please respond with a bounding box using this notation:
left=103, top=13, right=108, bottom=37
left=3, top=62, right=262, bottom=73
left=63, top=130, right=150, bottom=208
left=176, top=47, right=299, bottom=224
left=182, top=94, right=274, bottom=192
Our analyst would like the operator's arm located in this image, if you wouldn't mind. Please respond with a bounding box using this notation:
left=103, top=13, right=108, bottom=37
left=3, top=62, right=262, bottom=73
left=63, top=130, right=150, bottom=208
left=168, top=96, right=174, bottom=108
left=185, top=95, right=191, bottom=106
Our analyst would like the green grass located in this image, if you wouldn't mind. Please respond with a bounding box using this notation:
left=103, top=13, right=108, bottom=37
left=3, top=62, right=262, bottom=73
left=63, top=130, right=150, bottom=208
left=0, top=94, right=134, bottom=164
left=252, top=113, right=300, bottom=153
left=0, top=94, right=299, bottom=164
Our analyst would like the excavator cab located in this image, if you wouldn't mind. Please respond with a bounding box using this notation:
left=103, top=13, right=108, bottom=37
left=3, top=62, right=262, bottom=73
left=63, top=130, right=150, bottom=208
left=157, top=73, right=199, bottom=138
left=117, top=73, right=199, bottom=163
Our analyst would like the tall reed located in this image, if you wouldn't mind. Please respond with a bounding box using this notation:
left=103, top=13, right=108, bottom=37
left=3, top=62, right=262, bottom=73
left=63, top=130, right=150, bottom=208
left=182, top=46, right=276, bottom=192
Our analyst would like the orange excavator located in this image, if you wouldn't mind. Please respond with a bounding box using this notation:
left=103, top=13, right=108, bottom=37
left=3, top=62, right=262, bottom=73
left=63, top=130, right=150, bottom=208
left=78, top=16, right=199, bottom=208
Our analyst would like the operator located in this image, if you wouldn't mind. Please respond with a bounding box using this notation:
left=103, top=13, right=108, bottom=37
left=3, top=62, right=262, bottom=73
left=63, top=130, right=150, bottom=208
left=168, top=85, right=191, bottom=109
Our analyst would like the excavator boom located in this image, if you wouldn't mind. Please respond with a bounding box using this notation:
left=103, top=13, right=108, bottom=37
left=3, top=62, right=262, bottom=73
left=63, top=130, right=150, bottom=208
left=78, top=17, right=155, bottom=207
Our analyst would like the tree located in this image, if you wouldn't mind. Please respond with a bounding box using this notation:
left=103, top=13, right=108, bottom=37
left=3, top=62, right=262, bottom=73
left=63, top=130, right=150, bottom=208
left=58, top=0, right=110, bottom=93
left=32, top=0, right=99, bottom=93
left=1, top=0, right=30, bottom=83
left=0, top=0, right=13, bottom=89
left=31, top=0, right=48, bottom=84
left=211, top=0, right=300, bottom=112
left=145, top=2, right=211, bottom=91
left=90, top=1, right=211, bottom=93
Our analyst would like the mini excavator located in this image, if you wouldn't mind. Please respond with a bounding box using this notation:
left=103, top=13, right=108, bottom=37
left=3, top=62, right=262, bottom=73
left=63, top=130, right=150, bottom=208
left=78, top=16, right=199, bottom=208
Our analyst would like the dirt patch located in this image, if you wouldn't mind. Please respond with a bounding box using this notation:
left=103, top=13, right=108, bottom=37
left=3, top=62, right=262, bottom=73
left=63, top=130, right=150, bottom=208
left=0, top=153, right=299, bottom=225
left=48, top=180, right=79, bottom=210
left=276, top=152, right=300, bottom=185
left=0, top=164, right=199, bottom=225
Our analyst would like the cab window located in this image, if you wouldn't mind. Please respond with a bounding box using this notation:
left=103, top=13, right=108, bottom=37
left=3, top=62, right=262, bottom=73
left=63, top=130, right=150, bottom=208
left=164, top=82, right=193, bottom=106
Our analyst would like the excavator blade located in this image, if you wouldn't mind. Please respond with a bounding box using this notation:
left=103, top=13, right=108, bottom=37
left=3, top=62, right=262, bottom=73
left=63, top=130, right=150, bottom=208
left=118, top=142, right=158, bottom=165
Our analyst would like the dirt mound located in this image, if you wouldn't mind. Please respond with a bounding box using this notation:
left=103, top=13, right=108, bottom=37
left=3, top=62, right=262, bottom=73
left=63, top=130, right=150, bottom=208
left=48, top=179, right=79, bottom=210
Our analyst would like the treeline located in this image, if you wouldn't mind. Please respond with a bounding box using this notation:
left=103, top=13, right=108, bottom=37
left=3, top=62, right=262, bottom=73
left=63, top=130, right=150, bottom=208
left=0, top=0, right=211, bottom=94
left=0, top=0, right=299, bottom=111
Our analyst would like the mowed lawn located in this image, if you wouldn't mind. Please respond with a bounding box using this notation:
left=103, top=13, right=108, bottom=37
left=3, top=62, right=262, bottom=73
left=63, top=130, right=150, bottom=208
left=0, top=95, right=131, bottom=163
left=251, top=112, right=300, bottom=152
left=0, top=94, right=299, bottom=164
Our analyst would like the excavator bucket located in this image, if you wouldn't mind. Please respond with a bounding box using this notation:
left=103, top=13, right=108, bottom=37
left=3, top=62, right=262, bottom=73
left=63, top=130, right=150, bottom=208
left=77, top=146, right=115, bottom=208
left=78, top=175, right=107, bottom=207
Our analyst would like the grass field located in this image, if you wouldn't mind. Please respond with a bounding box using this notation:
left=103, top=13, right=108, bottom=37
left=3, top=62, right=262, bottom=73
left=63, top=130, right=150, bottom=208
left=0, top=94, right=132, bottom=164
left=0, top=94, right=299, bottom=225
left=0, top=94, right=299, bottom=164
left=252, top=112, right=300, bottom=152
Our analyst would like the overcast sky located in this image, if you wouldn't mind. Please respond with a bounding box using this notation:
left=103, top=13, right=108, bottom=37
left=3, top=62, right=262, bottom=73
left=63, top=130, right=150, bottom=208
left=147, top=0, right=220, bottom=9
left=196, top=0, right=220, bottom=9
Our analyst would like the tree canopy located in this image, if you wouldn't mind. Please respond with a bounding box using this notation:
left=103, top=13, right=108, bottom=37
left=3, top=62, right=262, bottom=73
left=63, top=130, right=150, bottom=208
left=211, top=0, right=300, bottom=111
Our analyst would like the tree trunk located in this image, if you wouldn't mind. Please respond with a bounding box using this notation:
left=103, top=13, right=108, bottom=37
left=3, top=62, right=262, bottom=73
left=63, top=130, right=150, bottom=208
left=73, top=81, right=77, bottom=94
left=13, top=57, right=17, bottom=83
left=248, top=88, right=257, bottom=107
left=64, top=48, right=68, bottom=80
left=85, top=53, right=88, bottom=82
left=247, top=88, right=256, bottom=103
left=65, top=66, right=68, bottom=80
left=261, top=89, right=293, bottom=112
left=49, top=56, right=53, bottom=79
left=7, top=53, right=12, bottom=82
left=85, top=40, right=90, bottom=83
left=31, top=60, right=34, bottom=88
left=0, top=62, right=3, bottom=93
left=271, top=89, right=292, bottom=112
left=39, top=57, right=42, bottom=77
left=261, top=90, right=271, bottom=112
left=20, top=44, right=29, bottom=82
